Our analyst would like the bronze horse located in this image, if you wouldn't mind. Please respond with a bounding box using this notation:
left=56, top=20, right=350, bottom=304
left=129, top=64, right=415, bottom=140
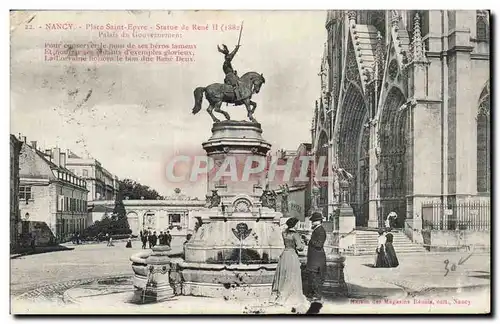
left=192, top=71, right=265, bottom=123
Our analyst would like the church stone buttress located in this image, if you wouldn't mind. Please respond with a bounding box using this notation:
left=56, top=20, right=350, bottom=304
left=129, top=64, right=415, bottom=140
left=320, top=10, right=490, bottom=233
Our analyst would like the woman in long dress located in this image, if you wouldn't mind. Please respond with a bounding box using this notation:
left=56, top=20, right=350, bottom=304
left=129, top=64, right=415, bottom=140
left=384, top=230, right=399, bottom=267
left=374, top=229, right=389, bottom=268
left=270, top=217, right=308, bottom=312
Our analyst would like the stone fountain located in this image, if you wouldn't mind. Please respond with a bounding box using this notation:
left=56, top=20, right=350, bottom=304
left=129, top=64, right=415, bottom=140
left=131, top=121, right=284, bottom=301
left=182, top=121, right=283, bottom=299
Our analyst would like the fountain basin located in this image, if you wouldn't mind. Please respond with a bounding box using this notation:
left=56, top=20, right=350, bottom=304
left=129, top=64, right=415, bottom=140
left=179, top=261, right=277, bottom=299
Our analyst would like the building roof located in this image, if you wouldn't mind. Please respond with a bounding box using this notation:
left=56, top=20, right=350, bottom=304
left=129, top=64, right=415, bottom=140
left=66, top=151, right=118, bottom=181
left=34, top=146, right=74, bottom=174
left=67, top=150, right=81, bottom=158
left=20, top=142, right=87, bottom=190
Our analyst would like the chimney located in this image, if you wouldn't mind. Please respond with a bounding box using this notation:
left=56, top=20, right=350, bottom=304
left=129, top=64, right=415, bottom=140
left=22, top=136, right=27, bottom=143
left=60, top=152, right=67, bottom=168
left=30, top=141, right=37, bottom=151
left=52, top=148, right=61, bottom=166
left=44, top=149, right=52, bottom=160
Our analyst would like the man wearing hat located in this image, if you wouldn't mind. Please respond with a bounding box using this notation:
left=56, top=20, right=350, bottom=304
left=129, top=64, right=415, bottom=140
left=306, top=211, right=327, bottom=304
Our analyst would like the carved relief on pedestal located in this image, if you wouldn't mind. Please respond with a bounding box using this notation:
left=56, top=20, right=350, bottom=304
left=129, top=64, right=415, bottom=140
left=259, top=187, right=277, bottom=210
left=233, top=198, right=252, bottom=213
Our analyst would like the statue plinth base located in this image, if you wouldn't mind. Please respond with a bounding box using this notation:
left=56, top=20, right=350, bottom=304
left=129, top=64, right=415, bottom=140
left=202, top=120, right=271, bottom=199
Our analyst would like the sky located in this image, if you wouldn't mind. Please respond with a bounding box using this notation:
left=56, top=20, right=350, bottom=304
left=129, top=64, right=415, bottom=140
left=10, top=10, right=327, bottom=198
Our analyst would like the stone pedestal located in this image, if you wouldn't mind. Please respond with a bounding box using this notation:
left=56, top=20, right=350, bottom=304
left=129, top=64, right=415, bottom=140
left=339, top=204, right=356, bottom=234
left=203, top=121, right=271, bottom=196
left=182, top=121, right=284, bottom=299
left=322, top=253, right=347, bottom=297
left=300, top=232, right=347, bottom=298
left=322, top=232, right=347, bottom=297
left=368, top=199, right=380, bottom=228
left=132, top=245, right=174, bottom=303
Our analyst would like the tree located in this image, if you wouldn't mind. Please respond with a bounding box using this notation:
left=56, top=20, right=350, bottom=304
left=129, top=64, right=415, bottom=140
left=113, top=193, right=127, bottom=219
left=120, top=178, right=163, bottom=200
left=81, top=178, right=165, bottom=240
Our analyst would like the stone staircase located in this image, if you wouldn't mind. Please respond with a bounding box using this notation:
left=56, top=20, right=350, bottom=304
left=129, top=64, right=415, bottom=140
left=343, top=230, right=427, bottom=256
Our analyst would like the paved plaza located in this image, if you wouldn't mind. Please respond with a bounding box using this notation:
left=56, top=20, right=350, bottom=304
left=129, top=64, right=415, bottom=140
left=10, top=241, right=491, bottom=314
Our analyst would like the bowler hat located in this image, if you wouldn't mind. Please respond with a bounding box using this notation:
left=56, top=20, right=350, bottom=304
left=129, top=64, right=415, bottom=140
left=286, top=217, right=299, bottom=228
left=310, top=212, right=323, bottom=222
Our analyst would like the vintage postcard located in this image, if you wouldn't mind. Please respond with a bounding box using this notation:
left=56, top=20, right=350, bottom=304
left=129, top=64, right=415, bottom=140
left=10, top=10, right=491, bottom=315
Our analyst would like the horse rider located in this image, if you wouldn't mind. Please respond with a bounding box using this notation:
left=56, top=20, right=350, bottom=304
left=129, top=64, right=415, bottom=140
left=217, top=44, right=242, bottom=100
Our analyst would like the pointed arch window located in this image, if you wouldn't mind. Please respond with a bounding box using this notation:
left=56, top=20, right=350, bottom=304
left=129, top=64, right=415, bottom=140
left=477, top=11, right=489, bottom=41
left=477, top=83, right=490, bottom=193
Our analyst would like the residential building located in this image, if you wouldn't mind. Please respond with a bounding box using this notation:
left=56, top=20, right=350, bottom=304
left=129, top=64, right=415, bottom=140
left=65, top=151, right=119, bottom=201
left=18, top=138, right=89, bottom=244
left=10, top=135, right=22, bottom=251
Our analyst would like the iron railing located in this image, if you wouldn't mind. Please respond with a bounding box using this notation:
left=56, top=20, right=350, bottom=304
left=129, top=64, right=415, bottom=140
left=421, top=201, right=490, bottom=231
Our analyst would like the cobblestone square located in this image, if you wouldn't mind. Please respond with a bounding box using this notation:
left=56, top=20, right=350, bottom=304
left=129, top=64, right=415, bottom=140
left=11, top=242, right=491, bottom=314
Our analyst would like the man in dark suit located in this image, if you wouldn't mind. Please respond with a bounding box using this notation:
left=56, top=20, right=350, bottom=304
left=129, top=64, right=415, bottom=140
left=306, top=211, right=327, bottom=305
left=166, top=230, right=172, bottom=247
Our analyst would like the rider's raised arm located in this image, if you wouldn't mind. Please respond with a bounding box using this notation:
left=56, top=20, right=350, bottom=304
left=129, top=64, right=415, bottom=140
left=227, top=45, right=240, bottom=61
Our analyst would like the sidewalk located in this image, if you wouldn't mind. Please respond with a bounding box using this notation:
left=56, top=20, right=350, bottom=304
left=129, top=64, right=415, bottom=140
left=344, top=252, right=490, bottom=295
left=10, top=245, right=74, bottom=259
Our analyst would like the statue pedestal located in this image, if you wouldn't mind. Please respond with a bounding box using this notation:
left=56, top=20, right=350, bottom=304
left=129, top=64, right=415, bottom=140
left=132, top=245, right=174, bottom=303
left=203, top=121, right=271, bottom=197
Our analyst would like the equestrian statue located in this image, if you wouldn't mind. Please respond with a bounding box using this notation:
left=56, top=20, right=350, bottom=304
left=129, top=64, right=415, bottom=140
left=192, top=22, right=266, bottom=123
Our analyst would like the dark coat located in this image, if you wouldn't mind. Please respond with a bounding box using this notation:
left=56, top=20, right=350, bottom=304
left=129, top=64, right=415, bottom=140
left=384, top=233, right=399, bottom=268
left=306, top=225, right=327, bottom=273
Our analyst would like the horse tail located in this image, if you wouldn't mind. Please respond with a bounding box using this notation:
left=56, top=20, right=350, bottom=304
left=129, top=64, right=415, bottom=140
left=192, top=87, right=206, bottom=115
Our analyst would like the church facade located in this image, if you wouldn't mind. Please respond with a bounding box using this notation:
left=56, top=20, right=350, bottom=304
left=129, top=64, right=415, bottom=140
left=311, top=10, right=490, bottom=238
